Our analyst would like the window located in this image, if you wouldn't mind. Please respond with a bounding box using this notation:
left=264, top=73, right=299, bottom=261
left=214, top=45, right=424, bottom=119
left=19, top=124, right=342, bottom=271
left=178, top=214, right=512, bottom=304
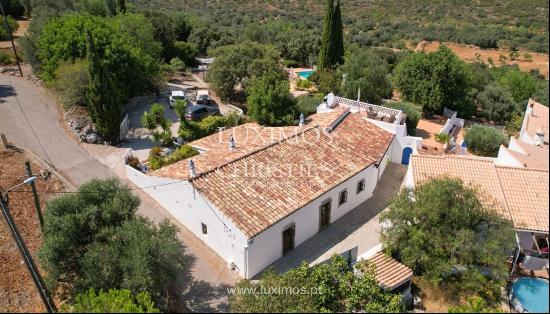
left=357, top=179, right=366, bottom=194
left=338, top=189, right=348, bottom=206
left=201, top=223, right=208, bottom=235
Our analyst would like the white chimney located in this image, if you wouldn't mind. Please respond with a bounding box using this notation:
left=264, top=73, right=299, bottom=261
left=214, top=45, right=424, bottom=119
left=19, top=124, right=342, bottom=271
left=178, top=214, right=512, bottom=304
left=535, top=129, right=545, bottom=146
left=299, top=113, right=305, bottom=126
left=229, top=135, right=236, bottom=151
left=188, top=159, right=196, bottom=178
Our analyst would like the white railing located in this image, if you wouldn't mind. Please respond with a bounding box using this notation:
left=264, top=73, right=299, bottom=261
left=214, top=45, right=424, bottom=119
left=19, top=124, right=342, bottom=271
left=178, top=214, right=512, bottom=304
left=119, top=113, right=129, bottom=141
left=334, top=96, right=403, bottom=124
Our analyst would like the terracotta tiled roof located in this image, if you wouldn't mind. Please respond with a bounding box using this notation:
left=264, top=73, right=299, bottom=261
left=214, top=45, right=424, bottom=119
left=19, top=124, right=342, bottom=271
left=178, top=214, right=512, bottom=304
left=151, top=110, right=345, bottom=180
left=411, top=155, right=549, bottom=232
left=495, top=167, right=549, bottom=232
left=367, top=252, right=413, bottom=291
left=503, top=138, right=549, bottom=170
left=525, top=99, right=549, bottom=144
left=191, top=113, right=394, bottom=238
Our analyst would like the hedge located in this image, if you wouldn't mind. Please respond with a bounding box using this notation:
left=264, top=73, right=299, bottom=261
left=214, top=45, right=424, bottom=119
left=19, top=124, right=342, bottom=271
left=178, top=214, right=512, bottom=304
left=464, top=125, right=507, bottom=157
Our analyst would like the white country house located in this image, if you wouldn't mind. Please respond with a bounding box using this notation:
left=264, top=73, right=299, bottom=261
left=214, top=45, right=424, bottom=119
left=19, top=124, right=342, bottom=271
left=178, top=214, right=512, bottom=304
left=126, top=95, right=421, bottom=279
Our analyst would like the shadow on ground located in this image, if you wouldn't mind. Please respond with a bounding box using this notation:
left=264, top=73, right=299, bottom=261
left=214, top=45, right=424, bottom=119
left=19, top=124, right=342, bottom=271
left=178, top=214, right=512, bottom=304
left=171, top=251, right=232, bottom=313
left=0, top=84, right=16, bottom=103
left=255, top=163, right=407, bottom=279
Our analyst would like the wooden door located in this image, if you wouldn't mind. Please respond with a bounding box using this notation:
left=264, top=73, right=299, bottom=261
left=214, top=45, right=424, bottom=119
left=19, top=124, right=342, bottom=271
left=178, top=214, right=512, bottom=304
left=319, top=200, right=331, bottom=231
left=282, top=226, right=295, bottom=255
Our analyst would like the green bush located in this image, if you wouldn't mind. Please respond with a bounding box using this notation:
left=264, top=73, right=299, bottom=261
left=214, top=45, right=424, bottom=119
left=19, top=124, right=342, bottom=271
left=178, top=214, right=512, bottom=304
left=61, top=289, right=160, bottom=313
left=178, top=112, right=245, bottom=141
left=383, top=101, right=421, bottom=135
left=148, top=145, right=199, bottom=170
left=0, top=15, right=19, bottom=41
left=464, top=125, right=507, bottom=157
left=51, top=60, right=89, bottom=109
left=0, top=50, right=12, bottom=65
left=309, top=68, right=342, bottom=94
left=296, top=94, right=324, bottom=117
left=296, top=79, right=313, bottom=90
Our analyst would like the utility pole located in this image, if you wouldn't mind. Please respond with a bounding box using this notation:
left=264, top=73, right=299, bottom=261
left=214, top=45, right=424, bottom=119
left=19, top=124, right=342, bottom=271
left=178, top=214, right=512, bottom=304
left=0, top=2, right=23, bottom=77
left=0, top=189, right=56, bottom=313
left=24, top=161, right=44, bottom=228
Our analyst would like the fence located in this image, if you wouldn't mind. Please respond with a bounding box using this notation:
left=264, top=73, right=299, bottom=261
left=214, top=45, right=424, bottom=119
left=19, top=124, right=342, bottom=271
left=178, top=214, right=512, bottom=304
left=119, top=113, right=129, bottom=141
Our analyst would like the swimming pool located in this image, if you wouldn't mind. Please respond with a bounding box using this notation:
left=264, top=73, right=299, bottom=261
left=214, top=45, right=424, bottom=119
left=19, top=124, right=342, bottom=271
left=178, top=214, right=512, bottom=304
left=511, top=277, right=549, bottom=313
left=297, top=70, right=315, bottom=80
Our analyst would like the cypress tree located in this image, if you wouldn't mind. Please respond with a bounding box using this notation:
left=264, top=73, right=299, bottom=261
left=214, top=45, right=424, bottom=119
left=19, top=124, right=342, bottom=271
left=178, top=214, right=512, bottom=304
left=86, top=30, right=124, bottom=143
left=318, top=0, right=344, bottom=69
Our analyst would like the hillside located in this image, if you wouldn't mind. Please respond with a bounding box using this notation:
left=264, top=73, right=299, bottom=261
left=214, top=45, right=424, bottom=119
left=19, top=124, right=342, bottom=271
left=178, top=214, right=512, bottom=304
left=131, top=0, right=549, bottom=53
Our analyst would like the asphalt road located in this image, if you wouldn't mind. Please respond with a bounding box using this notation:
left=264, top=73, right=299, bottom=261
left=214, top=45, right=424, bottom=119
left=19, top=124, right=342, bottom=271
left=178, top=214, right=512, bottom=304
left=0, top=74, right=237, bottom=312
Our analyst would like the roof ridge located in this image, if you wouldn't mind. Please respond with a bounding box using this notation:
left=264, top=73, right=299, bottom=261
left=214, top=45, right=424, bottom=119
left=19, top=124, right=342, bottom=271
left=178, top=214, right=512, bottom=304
left=413, top=154, right=495, bottom=162
left=495, top=164, right=550, bottom=173
left=190, top=125, right=321, bottom=182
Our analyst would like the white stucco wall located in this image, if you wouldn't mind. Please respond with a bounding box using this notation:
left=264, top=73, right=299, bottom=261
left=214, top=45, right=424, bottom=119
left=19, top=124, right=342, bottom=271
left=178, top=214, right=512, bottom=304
left=245, top=164, right=382, bottom=278
left=125, top=166, right=250, bottom=276
left=495, top=145, right=524, bottom=168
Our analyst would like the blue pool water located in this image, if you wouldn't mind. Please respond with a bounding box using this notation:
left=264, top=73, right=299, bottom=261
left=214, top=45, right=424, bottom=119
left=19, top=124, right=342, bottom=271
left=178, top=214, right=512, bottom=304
left=297, top=70, right=315, bottom=79
left=512, top=277, right=549, bottom=313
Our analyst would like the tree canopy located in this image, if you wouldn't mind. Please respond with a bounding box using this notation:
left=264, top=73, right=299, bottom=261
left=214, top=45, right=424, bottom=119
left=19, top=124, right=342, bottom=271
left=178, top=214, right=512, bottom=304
left=39, top=178, right=187, bottom=308
left=246, top=70, right=296, bottom=126
left=341, top=47, right=392, bottom=105
left=380, top=178, right=514, bottom=301
left=476, top=81, right=519, bottom=123
left=393, top=45, right=473, bottom=116
left=207, top=42, right=280, bottom=100
left=230, top=255, right=404, bottom=313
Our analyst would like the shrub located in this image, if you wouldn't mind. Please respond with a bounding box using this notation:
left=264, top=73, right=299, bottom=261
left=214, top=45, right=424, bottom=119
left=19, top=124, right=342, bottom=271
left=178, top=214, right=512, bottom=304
left=126, top=155, right=140, bottom=169
left=0, top=50, right=12, bottom=65
left=148, top=145, right=199, bottom=170
left=61, top=289, right=160, bottom=313
left=296, top=94, right=324, bottom=117
left=296, top=79, right=313, bottom=90
left=476, top=81, right=519, bottom=123
left=464, top=125, right=507, bottom=157
left=51, top=60, right=89, bottom=109
left=309, top=68, right=342, bottom=94
left=169, top=57, right=185, bottom=72
left=0, top=15, right=19, bottom=40
left=383, top=101, right=421, bottom=135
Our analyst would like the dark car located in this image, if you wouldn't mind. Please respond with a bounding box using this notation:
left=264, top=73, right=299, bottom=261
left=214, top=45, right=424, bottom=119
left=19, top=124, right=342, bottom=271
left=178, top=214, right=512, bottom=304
left=184, top=104, right=220, bottom=121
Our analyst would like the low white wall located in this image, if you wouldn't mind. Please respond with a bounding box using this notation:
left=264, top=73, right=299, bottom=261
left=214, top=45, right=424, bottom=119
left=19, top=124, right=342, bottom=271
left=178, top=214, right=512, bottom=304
left=125, top=166, right=249, bottom=277
left=495, top=145, right=524, bottom=168
left=246, top=164, right=382, bottom=278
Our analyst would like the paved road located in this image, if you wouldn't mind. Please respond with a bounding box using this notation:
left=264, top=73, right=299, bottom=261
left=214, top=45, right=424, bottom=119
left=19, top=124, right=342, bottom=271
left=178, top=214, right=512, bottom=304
left=0, top=74, right=237, bottom=312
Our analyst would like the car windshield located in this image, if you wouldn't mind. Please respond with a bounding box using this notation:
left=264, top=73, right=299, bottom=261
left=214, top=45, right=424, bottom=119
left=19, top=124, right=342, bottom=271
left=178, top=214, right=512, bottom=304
left=172, top=96, right=185, bottom=100
left=198, top=95, right=209, bottom=100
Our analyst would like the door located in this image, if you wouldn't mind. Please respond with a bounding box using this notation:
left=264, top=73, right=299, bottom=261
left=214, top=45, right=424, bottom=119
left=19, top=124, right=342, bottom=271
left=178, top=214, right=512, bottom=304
left=401, top=147, right=413, bottom=165
left=282, top=226, right=295, bottom=255
left=319, top=200, right=331, bottom=231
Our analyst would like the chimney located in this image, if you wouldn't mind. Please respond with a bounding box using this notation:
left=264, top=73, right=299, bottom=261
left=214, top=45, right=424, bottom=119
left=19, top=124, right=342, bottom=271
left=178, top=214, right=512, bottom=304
left=229, top=135, right=236, bottom=151
left=188, top=159, right=196, bottom=178
left=535, top=129, right=545, bottom=146
left=299, top=113, right=305, bottom=126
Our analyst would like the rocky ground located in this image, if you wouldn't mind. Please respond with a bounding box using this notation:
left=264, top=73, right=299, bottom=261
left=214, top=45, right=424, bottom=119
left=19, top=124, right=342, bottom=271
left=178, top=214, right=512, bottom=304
left=64, top=106, right=105, bottom=145
left=0, top=147, right=64, bottom=313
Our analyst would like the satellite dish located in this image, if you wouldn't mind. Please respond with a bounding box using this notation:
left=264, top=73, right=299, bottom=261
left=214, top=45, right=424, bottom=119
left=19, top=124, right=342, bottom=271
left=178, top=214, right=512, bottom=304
left=327, top=93, right=335, bottom=108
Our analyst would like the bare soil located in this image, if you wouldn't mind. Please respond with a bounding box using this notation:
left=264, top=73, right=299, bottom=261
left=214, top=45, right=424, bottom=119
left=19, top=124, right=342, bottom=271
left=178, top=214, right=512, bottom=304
left=0, top=147, right=64, bottom=313
left=417, top=41, right=549, bottom=79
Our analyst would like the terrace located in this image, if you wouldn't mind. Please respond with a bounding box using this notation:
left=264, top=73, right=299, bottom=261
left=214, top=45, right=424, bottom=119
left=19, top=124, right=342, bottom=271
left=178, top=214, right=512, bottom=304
left=331, top=96, right=405, bottom=125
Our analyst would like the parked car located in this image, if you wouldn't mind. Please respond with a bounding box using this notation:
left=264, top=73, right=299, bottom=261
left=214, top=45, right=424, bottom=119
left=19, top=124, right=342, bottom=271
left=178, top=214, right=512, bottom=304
left=169, top=91, right=186, bottom=109
left=196, top=90, right=211, bottom=105
left=185, top=104, right=220, bottom=121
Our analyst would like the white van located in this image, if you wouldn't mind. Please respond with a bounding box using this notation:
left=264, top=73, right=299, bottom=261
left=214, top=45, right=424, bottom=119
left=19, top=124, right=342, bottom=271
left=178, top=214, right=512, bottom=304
left=196, top=90, right=211, bottom=105
left=169, top=91, right=186, bottom=108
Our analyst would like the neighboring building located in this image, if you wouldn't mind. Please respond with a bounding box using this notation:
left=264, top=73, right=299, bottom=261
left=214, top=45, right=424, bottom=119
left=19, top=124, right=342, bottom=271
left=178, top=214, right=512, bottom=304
left=497, top=99, right=549, bottom=169
left=405, top=154, right=549, bottom=255
left=519, top=99, right=548, bottom=147
left=126, top=96, right=420, bottom=279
